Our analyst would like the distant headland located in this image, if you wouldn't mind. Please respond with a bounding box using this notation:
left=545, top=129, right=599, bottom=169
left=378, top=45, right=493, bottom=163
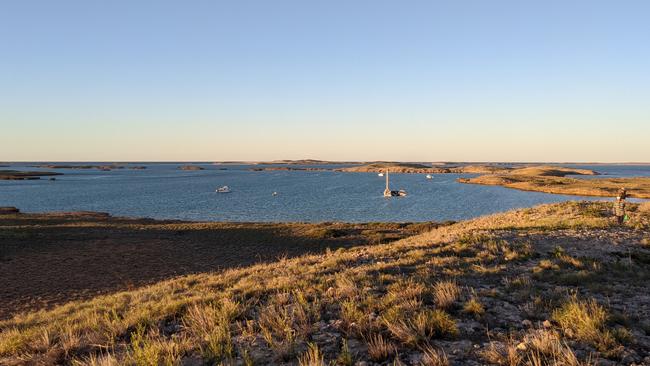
left=0, top=170, right=62, bottom=180
left=458, top=165, right=650, bottom=198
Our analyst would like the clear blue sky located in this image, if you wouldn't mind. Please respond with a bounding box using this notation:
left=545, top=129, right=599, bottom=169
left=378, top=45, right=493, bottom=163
left=1, top=1, right=649, bottom=162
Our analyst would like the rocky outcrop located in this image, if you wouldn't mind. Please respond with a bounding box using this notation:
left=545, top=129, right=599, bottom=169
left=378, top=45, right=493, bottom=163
left=0, top=170, right=62, bottom=180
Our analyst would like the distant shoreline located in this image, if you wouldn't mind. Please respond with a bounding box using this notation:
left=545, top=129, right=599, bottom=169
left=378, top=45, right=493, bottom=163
left=3, top=160, right=650, bottom=165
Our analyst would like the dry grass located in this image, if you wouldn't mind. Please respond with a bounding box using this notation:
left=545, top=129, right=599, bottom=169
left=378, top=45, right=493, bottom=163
left=551, top=298, right=620, bottom=355
left=0, top=211, right=434, bottom=319
left=462, top=297, right=485, bottom=317
left=459, top=170, right=650, bottom=198
left=128, top=324, right=185, bottom=366
left=365, top=333, right=395, bottom=361
left=182, top=299, right=240, bottom=360
left=336, top=339, right=354, bottom=366
left=419, top=345, right=449, bottom=366
left=638, top=201, right=650, bottom=214
left=481, top=329, right=591, bottom=366
left=383, top=309, right=457, bottom=346
left=0, top=201, right=647, bottom=364
left=298, top=343, right=325, bottom=366
left=72, top=352, right=119, bottom=366
left=432, top=281, right=460, bottom=309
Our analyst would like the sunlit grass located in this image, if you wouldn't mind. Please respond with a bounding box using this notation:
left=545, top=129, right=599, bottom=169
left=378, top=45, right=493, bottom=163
left=1, top=201, right=648, bottom=364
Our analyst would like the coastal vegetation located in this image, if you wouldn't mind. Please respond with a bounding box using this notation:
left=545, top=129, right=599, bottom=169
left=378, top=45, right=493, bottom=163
left=458, top=166, right=650, bottom=198
left=1, top=201, right=649, bottom=364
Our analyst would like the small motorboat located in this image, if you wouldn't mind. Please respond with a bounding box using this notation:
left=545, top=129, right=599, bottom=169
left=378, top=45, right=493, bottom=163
left=426, top=174, right=433, bottom=179
left=378, top=173, right=384, bottom=177
left=272, top=191, right=278, bottom=196
left=216, top=186, right=231, bottom=193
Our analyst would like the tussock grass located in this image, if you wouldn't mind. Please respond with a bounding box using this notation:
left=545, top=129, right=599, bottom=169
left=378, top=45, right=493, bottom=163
left=383, top=309, right=457, bottom=346
left=365, top=333, right=395, bottom=361
left=72, top=352, right=119, bottom=366
left=182, top=299, right=240, bottom=360
left=552, top=298, right=620, bottom=355
left=482, top=329, right=591, bottom=366
left=336, top=339, right=354, bottom=366
left=128, top=324, right=185, bottom=366
left=462, top=297, right=484, bottom=318
left=432, top=281, right=460, bottom=309
left=419, top=344, right=449, bottom=366
left=298, top=343, right=325, bottom=366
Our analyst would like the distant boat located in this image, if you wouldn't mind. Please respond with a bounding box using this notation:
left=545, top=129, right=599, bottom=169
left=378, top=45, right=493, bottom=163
left=383, top=171, right=407, bottom=197
left=216, top=186, right=231, bottom=193
left=378, top=173, right=384, bottom=177
left=426, top=174, right=433, bottom=179
left=272, top=191, right=278, bottom=196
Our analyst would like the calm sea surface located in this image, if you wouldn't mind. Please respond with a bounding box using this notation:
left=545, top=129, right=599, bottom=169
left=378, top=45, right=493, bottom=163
left=1, top=164, right=648, bottom=222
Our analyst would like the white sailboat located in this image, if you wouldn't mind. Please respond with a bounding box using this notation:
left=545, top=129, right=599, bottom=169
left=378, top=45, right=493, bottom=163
left=383, top=171, right=407, bottom=197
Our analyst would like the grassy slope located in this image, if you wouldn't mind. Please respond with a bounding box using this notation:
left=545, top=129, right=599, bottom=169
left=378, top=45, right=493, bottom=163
left=507, top=166, right=598, bottom=177
left=1, top=202, right=650, bottom=365
left=460, top=175, right=650, bottom=199
left=0, top=212, right=437, bottom=319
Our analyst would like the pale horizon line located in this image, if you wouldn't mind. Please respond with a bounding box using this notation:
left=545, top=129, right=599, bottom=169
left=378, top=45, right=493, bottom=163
left=3, top=160, right=650, bottom=165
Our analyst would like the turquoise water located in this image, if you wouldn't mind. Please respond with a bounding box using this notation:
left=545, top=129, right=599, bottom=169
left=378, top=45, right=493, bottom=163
left=1, top=164, right=648, bottom=222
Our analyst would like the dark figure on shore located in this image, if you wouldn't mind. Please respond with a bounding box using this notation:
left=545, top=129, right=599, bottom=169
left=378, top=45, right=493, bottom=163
left=613, top=188, right=627, bottom=224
